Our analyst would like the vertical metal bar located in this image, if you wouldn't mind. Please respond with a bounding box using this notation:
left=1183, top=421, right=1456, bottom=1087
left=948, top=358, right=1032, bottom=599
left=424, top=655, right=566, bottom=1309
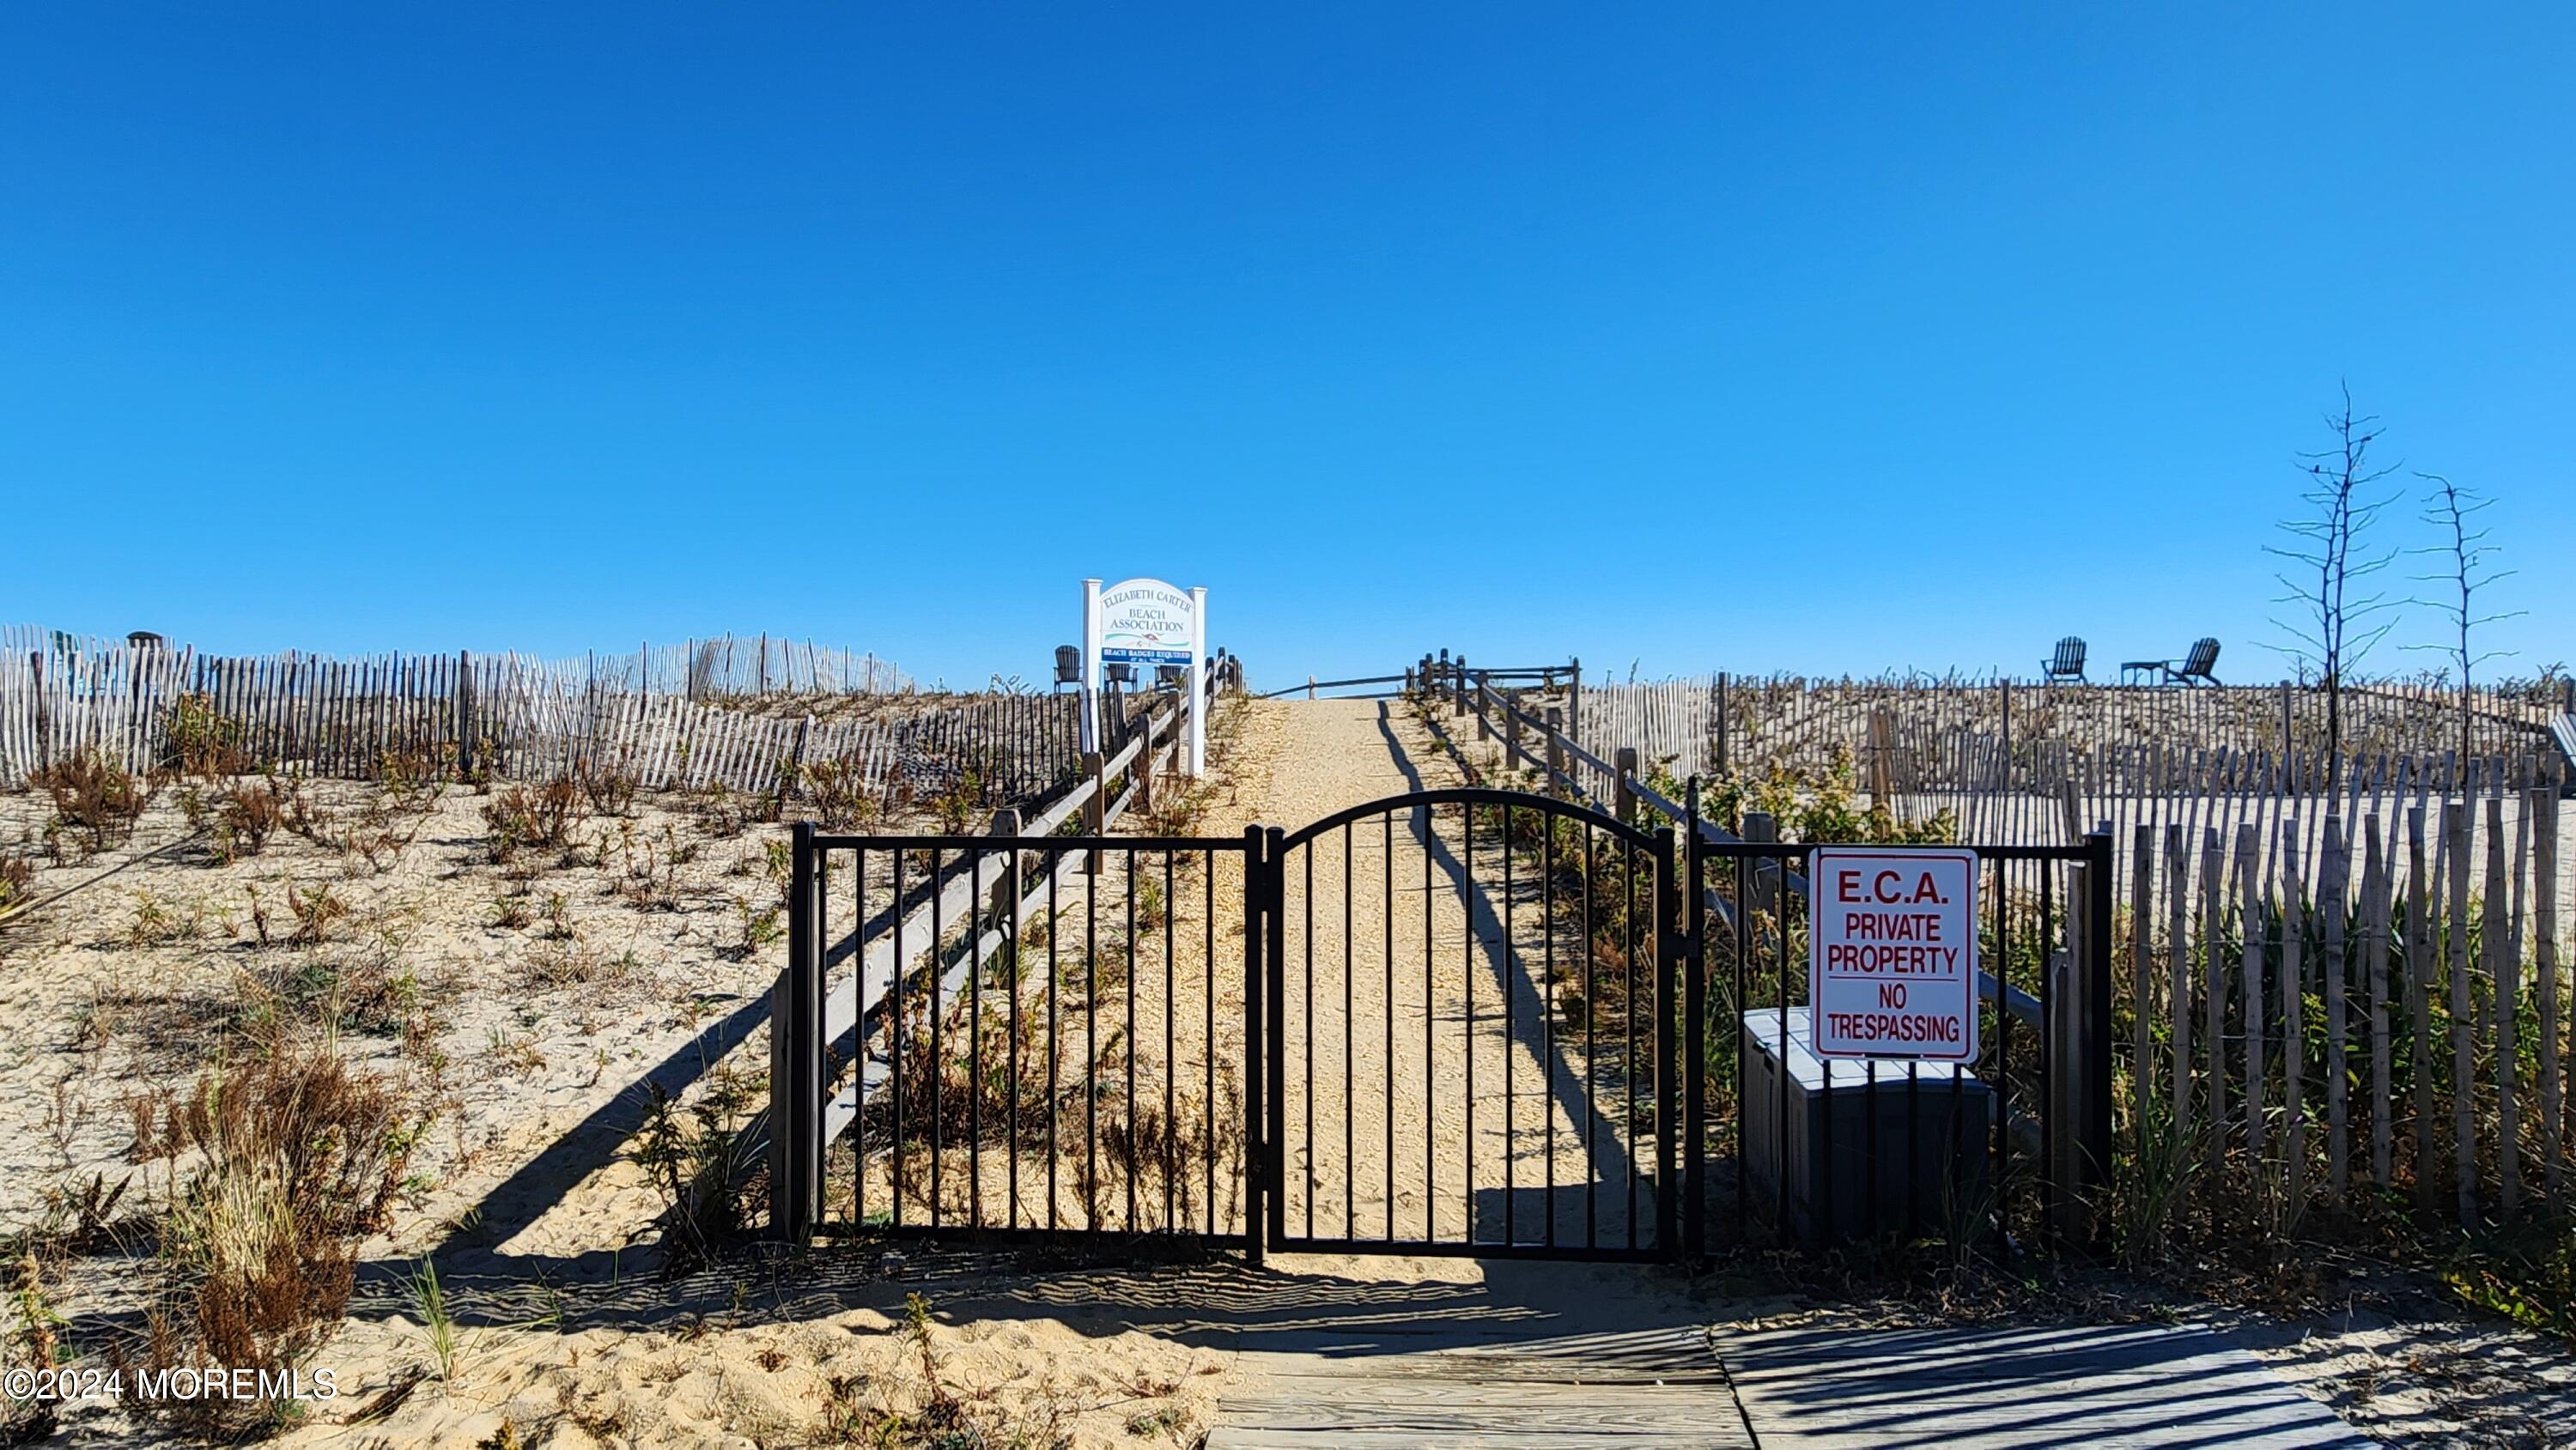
left=1385, top=811, right=1395, bottom=1239
left=1006, top=842, right=1021, bottom=1229
left=1993, top=855, right=2014, bottom=1259
left=1819, top=865, right=1834, bottom=1251
left=778, top=822, right=817, bottom=1241
left=1777, top=849, right=1792, bottom=1240
left=1684, top=799, right=1707, bottom=1260
left=963, top=845, right=969, bottom=1231
left=1266, top=828, right=1288, bottom=1248
left=1165, top=848, right=1177, bottom=1232
left=1205, top=847, right=1218, bottom=1235
left=1048, top=849, right=1060, bottom=1229
left=1242, top=827, right=1266, bottom=1264
left=1126, top=846, right=1139, bottom=1232
left=1458, top=800, right=1470, bottom=1241
left=891, top=847, right=907, bottom=1229
left=1734, top=839, right=1749, bottom=1242
left=1494, top=798, right=1504, bottom=1241
left=1626, top=836, right=1641, bottom=1245
left=1906, top=1057, right=1921, bottom=1240
left=1432, top=798, right=1453, bottom=1241
left=1343, top=822, right=1354, bottom=1241
left=1086, top=837, right=1099, bottom=1230
left=1303, top=844, right=1315, bottom=1238
left=930, top=846, right=945, bottom=1227
left=1545, top=805, right=1559, bottom=1247
left=1654, top=827, right=1679, bottom=1259
left=2039, top=856, right=2057, bottom=1252
left=1585, top=823, right=1599, bottom=1248
left=2085, top=828, right=2115, bottom=1253
left=854, top=849, right=867, bottom=1230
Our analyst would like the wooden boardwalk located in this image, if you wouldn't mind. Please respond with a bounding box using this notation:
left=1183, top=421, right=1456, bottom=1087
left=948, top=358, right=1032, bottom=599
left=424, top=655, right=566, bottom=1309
left=1210, top=1320, right=2371, bottom=1448
left=1710, top=1323, right=2371, bottom=1448
left=1209, top=1325, right=1754, bottom=1448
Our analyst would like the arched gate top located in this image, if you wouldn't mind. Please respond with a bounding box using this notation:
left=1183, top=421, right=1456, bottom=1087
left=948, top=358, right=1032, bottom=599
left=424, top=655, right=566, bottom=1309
left=1270, top=786, right=1666, bottom=856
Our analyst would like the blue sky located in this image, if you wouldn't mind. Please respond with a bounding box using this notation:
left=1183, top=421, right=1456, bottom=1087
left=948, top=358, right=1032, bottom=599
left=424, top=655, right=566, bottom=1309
left=5, top=4, right=2569, bottom=689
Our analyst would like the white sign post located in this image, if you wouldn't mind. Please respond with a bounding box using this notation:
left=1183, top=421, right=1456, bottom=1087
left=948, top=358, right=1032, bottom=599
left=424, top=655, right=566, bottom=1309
left=1808, top=846, right=1979, bottom=1062
left=1088, top=577, right=1207, bottom=779
left=1186, top=585, right=1207, bottom=778
left=1078, top=578, right=1104, bottom=755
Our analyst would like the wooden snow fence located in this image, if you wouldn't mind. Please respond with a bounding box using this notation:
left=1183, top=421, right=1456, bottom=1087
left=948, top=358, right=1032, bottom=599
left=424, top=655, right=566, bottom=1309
left=0, top=627, right=1103, bottom=810
left=2123, top=790, right=2572, bottom=1229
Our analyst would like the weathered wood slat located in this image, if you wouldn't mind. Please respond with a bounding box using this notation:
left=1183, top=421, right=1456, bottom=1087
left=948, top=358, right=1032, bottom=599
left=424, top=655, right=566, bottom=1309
left=2322, top=816, right=2349, bottom=1204
left=2447, top=800, right=2476, bottom=1220
left=1711, top=1323, right=2371, bottom=1449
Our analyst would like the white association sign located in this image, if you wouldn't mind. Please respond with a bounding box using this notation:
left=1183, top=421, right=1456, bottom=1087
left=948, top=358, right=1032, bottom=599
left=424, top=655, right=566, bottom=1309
left=1098, top=578, right=1197, bottom=667
left=1807, top=846, right=1979, bottom=1062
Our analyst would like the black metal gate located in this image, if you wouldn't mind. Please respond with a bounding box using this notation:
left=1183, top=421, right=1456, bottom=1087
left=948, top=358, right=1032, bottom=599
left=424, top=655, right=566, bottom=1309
left=1255, top=789, right=1678, bottom=1260
left=772, top=793, right=2111, bottom=1262
left=1679, top=828, right=2115, bottom=1257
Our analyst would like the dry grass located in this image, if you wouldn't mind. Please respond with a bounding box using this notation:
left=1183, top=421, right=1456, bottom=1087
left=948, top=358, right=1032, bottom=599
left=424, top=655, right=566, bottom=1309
left=482, top=777, right=580, bottom=864
left=121, top=1046, right=422, bottom=1433
left=29, top=749, right=155, bottom=860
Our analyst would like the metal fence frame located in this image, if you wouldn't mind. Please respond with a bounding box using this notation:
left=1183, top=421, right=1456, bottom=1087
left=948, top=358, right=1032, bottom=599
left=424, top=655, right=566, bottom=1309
left=771, top=784, right=2116, bottom=1262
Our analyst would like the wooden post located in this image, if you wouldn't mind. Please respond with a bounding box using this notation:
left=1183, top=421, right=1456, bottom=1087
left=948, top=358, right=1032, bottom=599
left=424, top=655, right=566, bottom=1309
left=2408, top=804, right=2435, bottom=1210
left=771, top=819, right=821, bottom=1240
left=990, top=807, right=1022, bottom=931
left=1867, top=707, right=1894, bottom=808
left=2280, top=682, right=2294, bottom=792
left=1743, top=810, right=1778, bottom=923
left=1546, top=707, right=1565, bottom=798
left=2537, top=790, right=2563, bottom=1206
left=1615, top=747, right=1640, bottom=828
left=2131, top=824, right=2155, bottom=1153
left=2281, top=819, right=2307, bottom=1213
left=2200, top=827, right=2226, bottom=1182
left=2445, top=800, right=2474, bottom=1222
left=1476, top=675, right=1492, bottom=742
left=1306, top=675, right=1316, bottom=701
left=1081, top=751, right=1105, bottom=874
left=775, top=714, right=813, bottom=816
left=29, top=651, right=48, bottom=775
left=2488, top=797, right=2518, bottom=1216
left=2238, top=824, right=2266, bottom=1164
left=2323, top=816, right=2350, bottom=1204
left=1715, top=672, right=1729, bottom=778
left=456, top=650, right=476, bottom=781
left=1506, top=699, right=1525, bottom=773
left=1568, top=657, right=1582, bottom=757
left=2366, top=814, right=2393, bottom=1189
left=2164, top=824, right=2190, bottom=1144
left=1453, top=655, right=1468, bottom=717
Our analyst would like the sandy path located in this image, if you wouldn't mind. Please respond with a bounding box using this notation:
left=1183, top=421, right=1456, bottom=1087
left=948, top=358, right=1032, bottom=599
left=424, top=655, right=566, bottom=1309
left=875, top=690, right=1661, bottom=1253
left=1264, top=698, right=1658, bottom=1252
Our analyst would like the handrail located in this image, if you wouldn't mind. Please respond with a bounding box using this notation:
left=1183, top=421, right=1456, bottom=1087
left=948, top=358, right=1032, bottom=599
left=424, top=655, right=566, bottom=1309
left=814, top=692, right=1188, bottom=1051
left=1258, top=673, right=1409, bottom=699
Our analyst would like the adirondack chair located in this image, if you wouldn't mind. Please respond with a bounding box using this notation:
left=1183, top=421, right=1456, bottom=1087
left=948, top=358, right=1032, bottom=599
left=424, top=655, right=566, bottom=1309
left=2039, top=637, right=2087, bottom=683
left=2121, top=638, right=2222, bottom=686
left=2166, top=637, right=2221, bottom=686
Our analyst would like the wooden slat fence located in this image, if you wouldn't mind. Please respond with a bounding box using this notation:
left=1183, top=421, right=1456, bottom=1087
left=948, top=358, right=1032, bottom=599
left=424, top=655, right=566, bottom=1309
left=2124, top=790, right=2573, bottom=1230
left=1578, top=674, right=2570, bottom=797
left=0, top=627, right=1109, bottom=809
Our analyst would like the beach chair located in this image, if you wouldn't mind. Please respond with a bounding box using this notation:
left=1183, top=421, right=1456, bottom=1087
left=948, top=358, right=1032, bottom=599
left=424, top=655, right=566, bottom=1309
left=2039, top=637, right=2087, bottom=683
left=2165, top=638, right=2221, bottom=686
left=2121, top=638, right=2221, bottom=686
